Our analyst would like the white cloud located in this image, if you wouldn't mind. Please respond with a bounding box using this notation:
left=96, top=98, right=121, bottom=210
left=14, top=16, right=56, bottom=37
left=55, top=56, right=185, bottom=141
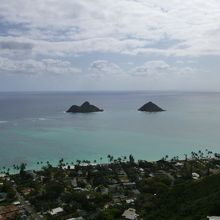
left=0, top=0, right=220, bottom=57
left=0, top=57, right=81, bottom=75
left=131, top=60, right=196, bottom=78
left=89, top=59, right=196, bottom=79
left=131, top=60, right=170, bottom=77
left=84, top=59, right=201, bottom=91
left=0, top=0, right=219, bottom=91
left=89, top=60, right=123, bottom=77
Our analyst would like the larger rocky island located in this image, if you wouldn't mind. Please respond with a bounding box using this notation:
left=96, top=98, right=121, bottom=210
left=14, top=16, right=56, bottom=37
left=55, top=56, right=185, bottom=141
left=66, top=101, right=103, bottom=113
left=138, top=101, right=165, bottom=112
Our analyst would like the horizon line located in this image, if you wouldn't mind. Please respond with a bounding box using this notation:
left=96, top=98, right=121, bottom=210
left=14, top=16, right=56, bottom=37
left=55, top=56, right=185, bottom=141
left=0, top=89, right=220, bottom=93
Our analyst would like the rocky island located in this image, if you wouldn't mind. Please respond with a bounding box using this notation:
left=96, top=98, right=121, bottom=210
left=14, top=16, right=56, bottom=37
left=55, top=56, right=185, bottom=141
left=138, top=101, right=165, bottom=112
left=66, top=101, right=103, bottom=113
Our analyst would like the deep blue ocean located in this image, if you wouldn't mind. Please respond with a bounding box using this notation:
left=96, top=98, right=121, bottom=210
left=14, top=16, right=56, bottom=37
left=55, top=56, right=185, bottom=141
left=0, top=91, right=220, bottom=169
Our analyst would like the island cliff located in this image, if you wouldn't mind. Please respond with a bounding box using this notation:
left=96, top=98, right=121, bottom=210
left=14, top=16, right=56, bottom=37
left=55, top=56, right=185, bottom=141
left=138, top=101, right=165, bottom=112
left=66, top=101, right=103, bottom=113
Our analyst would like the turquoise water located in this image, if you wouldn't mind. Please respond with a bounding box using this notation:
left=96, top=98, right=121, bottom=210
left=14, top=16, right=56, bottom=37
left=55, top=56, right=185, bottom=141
left=0, top=91, right=220, bottom=168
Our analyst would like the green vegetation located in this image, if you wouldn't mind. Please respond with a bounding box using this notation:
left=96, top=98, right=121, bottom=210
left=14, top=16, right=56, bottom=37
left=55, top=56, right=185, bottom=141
left=1, top=150, right=220, bottom=219
left=140, top=174, right=220, bottom=219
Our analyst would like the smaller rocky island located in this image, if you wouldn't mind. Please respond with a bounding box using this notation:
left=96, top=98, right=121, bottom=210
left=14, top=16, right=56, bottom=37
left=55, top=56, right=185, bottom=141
left=138, top=101, right=165, bottom=112
left=66, top=101, right=103, bottom=113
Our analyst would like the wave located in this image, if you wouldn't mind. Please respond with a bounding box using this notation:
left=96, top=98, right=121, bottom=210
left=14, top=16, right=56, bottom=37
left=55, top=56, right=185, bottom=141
left=0, top=120, right=8, bottom=124
left=38, top=118, right=47, bottom=121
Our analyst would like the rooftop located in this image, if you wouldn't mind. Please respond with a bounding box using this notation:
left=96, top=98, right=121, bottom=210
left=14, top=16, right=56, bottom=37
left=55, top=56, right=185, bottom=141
left=122, top=208, right=139, bottom=220
left=48, top=207, right=64, bottom=216
left=207, top=217, right=220, bottom=220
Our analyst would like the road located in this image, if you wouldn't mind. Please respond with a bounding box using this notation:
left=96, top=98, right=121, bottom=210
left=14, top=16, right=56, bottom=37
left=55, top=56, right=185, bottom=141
left=13, top=185, right=43, bottom=220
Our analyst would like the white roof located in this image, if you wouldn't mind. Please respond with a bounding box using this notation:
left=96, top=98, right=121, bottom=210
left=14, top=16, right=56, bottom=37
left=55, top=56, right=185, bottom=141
left=175, top=162, right=184, bottom=166
left=207, top=217, right=220, bottom=220
left=192, top=172, right=200, bottom=180
left=192, top=172, right=200, bottom=177
left=66, top=217, right=84, bottom=220
left=126, top=199, right=135, bottom=204
left=0, top=174, right=6, bottom=178
left=80, top=163, right=96, bottom=167
left=13, top=201, right=21, bottom=205
left=62, top=165, right=75, bottom=170
left=49, top=207, right=63, bottom=215
left=122, top=208, right=139, bottom=220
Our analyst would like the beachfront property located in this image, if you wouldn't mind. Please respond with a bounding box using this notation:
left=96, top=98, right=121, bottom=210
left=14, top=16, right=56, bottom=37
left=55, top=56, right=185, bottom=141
left=0, top=151, right=220, bottom=219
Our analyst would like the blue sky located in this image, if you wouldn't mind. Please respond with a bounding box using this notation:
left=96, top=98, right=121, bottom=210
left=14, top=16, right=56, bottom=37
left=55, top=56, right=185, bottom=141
left=0, top=0, right=220, bottom=91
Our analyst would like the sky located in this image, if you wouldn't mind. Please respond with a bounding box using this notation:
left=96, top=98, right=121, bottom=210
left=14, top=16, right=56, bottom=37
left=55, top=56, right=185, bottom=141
left=0, top=0, right=220, bottom=91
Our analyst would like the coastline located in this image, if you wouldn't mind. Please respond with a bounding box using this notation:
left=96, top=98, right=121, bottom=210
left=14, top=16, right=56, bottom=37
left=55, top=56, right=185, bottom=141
left=1, top=150, right=220, bottom=219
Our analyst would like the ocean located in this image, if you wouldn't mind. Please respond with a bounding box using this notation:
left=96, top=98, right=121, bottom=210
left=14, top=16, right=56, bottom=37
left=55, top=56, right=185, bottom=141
left=0, top=91, right=220, bottom=169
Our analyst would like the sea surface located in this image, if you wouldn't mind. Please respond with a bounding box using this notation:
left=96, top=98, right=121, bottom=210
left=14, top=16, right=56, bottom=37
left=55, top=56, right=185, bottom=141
left=0, top=91, right=220, bottom=169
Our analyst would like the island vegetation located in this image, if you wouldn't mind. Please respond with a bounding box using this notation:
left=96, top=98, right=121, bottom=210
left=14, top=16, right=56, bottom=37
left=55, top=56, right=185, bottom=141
left=66, top=101, right=103, bottom=113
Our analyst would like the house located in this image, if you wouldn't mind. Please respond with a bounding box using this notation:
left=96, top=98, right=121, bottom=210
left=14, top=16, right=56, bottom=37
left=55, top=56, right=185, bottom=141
left=210, top=169, right=220, bottom=175
left=126, top=199, right=135, bottom=204
left=0, top=174, right=6, bottom=179
left=25, top=170, right=37, bottom=180
left=73, top=187, right=86, bottom=192
left=175, top=162, right=184, bottom=167
left=123, top=182, right=136, bottom=189
left=0, top=204, right=21, bottom=219
left=22, top=187, right=33, bottom=196
left=131, top=189, right=140, bottom=195
left=149, top=173, right=154, bottom=177
left=62, top=165, right=75, bottom=170
left=12, top=201, right=21, bottom=206
left=207, top=217, right=220, bottom=220
left=108, top=184, right=121, bottom=193
left=112, top=194, right=126, bottom=202
left=139, top=168, right=145, bottom=175
left=48, top=207, right=64, bottom=216
left=100, top=187, right=109, bottom=195
left=71, top=177, right=78, bottom=187
left=66, top=217, right=84, bottom=220
left=117, top=169, right=129, bottom=183
left=122, top=208, right=139, bottom=220
left=192, top=172, right=200, bottom=180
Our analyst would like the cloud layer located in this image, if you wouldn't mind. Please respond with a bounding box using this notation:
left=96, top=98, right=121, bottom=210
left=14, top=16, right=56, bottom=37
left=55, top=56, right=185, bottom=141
left=0, top=0, right=219, bottom=90
left=1, top=0, right=220, bottom=57
left=0, top=57, right=81, bottom=75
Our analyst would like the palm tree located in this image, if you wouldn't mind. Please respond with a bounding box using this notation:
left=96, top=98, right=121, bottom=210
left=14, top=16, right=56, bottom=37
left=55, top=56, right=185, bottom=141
left=107, top=154, right=111, bottom=163
left=129, top=154, right=135, bottom=164
left=118, top=157, right=122, bottom=163
left=76, top=160, right=81, bottom=165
